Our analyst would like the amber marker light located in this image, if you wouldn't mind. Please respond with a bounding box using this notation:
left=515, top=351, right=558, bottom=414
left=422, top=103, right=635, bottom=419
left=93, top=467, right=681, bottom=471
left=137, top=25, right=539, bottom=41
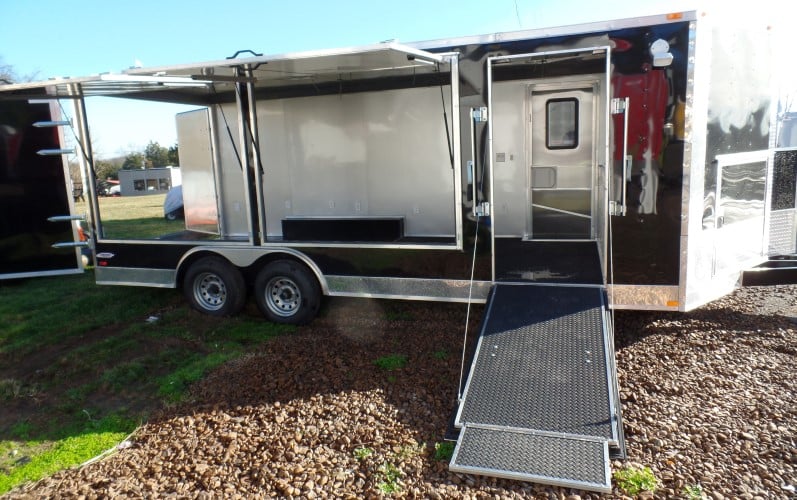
left=666, top=12, right=684, bottom=20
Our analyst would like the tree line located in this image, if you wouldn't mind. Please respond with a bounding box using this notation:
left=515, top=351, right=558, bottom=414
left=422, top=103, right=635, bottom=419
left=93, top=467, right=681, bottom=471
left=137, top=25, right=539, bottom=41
left=75, top=141, right=179, bottom=182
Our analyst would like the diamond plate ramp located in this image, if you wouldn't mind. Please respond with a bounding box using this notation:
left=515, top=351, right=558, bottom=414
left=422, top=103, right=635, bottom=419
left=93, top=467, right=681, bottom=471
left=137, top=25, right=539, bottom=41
left=451, top=283, right=622, bottom=492
left=450, top=425, right=611, bottom=492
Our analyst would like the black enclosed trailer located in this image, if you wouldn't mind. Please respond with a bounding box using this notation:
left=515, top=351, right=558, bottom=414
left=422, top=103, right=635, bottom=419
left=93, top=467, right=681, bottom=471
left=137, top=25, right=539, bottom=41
left=1, top=9, right=794, bottom=492
left=0, top=100, right=84, bottom=279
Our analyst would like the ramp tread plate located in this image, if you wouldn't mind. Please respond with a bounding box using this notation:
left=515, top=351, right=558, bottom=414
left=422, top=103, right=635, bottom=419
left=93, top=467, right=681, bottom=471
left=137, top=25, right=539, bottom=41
left=459, top=285, right=615, bottom=440
left=450, top=425, right=611, bottom=493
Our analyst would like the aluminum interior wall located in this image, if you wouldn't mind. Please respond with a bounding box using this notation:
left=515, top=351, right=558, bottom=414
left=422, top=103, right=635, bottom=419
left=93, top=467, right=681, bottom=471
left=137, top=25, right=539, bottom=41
left=212, top=104, right=249, bottom=238
left=175, top=109, right=219, bottom=234
left=491, top=80, right=528, bottom=237
left=257, top=86, right=457, bottom=238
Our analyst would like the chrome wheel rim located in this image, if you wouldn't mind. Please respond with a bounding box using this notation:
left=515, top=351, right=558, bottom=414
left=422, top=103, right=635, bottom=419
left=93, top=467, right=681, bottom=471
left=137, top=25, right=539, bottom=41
left=193, top=272, right=227, bottom=311
left=265, top=277, right=301, bottom=317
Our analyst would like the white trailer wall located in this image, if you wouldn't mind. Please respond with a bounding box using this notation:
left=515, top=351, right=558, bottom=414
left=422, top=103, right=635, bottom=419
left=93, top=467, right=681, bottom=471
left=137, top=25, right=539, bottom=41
left=256, top=86, right=457, bottom=239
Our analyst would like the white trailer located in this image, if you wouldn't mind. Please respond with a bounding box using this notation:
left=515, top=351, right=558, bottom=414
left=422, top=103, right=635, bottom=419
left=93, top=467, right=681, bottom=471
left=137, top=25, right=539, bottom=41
left=1, top=9, right=793, bottom=493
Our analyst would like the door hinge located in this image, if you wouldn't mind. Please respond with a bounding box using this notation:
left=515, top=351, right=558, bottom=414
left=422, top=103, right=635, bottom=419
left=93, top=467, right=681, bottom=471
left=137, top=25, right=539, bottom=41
left=471, top=107, right=488, bottom=122
left=475, top=201, right=491, bottom=217
left=611, top=97, right=628, bottom=115
left=609, top=201, right=626, bottom=216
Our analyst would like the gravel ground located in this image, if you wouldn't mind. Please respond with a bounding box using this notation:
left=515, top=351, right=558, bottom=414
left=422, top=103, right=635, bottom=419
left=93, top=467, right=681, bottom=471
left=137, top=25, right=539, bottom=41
left=6, top=285, right=796, bottom=499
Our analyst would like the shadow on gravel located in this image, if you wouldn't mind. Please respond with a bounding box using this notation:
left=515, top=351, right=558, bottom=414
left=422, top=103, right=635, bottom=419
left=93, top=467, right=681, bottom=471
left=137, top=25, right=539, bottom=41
left=613, top=306, right=795, bottom=350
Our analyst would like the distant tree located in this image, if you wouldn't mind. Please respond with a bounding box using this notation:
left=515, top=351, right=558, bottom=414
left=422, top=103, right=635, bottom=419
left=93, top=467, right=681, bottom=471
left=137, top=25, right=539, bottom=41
left=0, top=56, right=38, bottom=83
left=144, top=141, right=170, bottom=167
left=94, top=159, right=119, bottom=180
left=122, top=151, right=147, bottom=170
left=168, top=144, right=179, bottom=166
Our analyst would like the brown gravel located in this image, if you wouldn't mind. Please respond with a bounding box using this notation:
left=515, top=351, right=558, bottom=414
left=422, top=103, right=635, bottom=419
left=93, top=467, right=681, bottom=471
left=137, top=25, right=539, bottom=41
left=6, top=286, right=796, bottom=498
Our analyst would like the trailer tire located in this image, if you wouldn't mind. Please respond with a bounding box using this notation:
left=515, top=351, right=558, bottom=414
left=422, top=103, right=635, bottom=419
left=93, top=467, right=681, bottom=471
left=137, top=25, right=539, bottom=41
left=183, top=256, right=246, bottom=316
left=254, top=260, right=320, bottom=325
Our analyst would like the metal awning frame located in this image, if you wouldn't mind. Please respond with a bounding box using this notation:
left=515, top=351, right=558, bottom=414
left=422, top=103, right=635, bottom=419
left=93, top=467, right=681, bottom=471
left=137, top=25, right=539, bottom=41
left=0, top=42, right=452, bottom=100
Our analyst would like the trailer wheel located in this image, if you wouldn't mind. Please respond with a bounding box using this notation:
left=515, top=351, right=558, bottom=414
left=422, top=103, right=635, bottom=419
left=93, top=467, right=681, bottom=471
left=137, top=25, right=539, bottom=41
left=254, top=260, right=320, bottom=325
left=183, top=256, right=246, bottom=316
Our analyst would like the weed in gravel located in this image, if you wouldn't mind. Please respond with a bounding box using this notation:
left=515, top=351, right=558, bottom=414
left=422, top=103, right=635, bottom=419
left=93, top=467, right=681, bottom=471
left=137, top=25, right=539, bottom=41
left=433, top=441, right=455, bottom=461
left=684, top=483, right=705, bottom=499
left=396, top=441, right=425, bottom=460
left=373, top=354, right=407, bottom=371
left=377, top=461, right=402, bottom=494
left=432, top=350, right=448, bottom=360
left=353, top=446, right=373, bottom=461
left=614, top=465, right=659, bottom=495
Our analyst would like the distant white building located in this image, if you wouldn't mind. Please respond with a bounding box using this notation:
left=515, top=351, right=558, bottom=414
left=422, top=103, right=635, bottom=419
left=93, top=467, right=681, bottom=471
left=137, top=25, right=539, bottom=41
left=118, top=166, right=181, bottom=196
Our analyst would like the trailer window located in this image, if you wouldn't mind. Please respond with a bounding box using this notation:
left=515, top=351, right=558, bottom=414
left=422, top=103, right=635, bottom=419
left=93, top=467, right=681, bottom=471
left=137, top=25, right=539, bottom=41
left=546, top=98, right=578, bottom=149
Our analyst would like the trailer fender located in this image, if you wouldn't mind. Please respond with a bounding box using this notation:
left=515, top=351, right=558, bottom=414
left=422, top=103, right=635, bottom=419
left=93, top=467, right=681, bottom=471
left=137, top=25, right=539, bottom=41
left=176, top=246, right=329, bottom=295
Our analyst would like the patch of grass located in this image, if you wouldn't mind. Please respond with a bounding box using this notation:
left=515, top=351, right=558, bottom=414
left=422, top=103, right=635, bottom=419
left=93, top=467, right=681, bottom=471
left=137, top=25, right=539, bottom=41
left=396, top=441, right=425, bottom=461
left=157, top=351, right=238, bottom=402
left=614, top=465, right=659, bottom=496
left=0, top=280, right=286, bottom=494
left=0, top=413, right=135, bottom=495
left=101, top=361, right=148, bottom=391
left=432, top=350, right=448, bottom=360
left=377, top=461, right=402, bottom=494
left=433, top=441, right=455, bottom=461
left=0, top=273, right=174, bottom=355
left=684, top=483, right=705, bottom=499
left=373, top=354, right=407, bottom=372
left=77, top=194, right=181, bottom=240
left=353, top=446, right=373, bottom=461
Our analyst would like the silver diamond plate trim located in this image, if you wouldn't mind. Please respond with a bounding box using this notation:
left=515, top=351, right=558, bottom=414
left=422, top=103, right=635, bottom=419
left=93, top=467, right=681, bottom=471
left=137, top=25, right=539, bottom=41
left=450, top=425, right=611, bottom=493
left=769, top=210, right=796, bottom=256
left=325, top=275, right=492, bottom=302
left=457, top=284, right=616, bottom=441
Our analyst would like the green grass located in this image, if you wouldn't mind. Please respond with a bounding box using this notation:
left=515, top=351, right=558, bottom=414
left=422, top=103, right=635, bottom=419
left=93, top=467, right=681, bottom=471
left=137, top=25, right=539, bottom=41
left=377, top=461, right=402, bottom=494
left=684, top=484, right=705, bottom=499
left=0, top=264, right=294, bottom=493
left=433, top=441, right=454, bottom=461
left=0, top=414, right=135, bottom=495
left=614, top=465, right=659, bottom=496
left=373, top=354, right=408, bottom=372
left=75, top=193, right=183, bottom=239
left=353, top=446, right=373, bottom=461
left=0, top=273, right=173, bottom=356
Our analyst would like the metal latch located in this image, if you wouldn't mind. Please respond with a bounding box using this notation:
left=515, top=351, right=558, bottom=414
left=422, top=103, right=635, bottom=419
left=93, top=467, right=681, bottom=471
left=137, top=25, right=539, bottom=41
left=610, top=97, right=627, bottom=114
left=471, top=107, right=488, bottom=122
left=475, top=201, right=491, bottom=217
left=609, top=201, right=626, bottom=217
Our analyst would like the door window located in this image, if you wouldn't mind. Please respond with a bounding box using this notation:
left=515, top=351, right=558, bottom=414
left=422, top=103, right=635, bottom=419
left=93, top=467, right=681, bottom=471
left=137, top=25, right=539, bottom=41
left=546, top=98, right=579, bottom=149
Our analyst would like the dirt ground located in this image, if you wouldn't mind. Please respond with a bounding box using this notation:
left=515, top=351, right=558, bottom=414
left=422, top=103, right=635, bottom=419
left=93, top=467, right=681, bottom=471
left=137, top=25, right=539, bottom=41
left=5, top=285, right=797, bottom=498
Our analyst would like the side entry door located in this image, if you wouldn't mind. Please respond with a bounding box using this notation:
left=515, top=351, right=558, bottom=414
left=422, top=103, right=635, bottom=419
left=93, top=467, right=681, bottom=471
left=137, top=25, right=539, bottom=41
left=527, top=83, right=598, bottom=240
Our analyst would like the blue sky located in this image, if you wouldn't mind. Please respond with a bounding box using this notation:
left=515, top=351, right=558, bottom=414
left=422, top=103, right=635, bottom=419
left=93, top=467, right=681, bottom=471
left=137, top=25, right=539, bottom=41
left=0, top=0, right=786, bottom=157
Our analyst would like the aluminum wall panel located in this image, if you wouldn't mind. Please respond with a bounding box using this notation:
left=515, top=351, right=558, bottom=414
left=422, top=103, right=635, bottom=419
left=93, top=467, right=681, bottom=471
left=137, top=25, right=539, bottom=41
left=176, top=109, right=219, bottom=234
left=257, top=86, right=457, bottom=238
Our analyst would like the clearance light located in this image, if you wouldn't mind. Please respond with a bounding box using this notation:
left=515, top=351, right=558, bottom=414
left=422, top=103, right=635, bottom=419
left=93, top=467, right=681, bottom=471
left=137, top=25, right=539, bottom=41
left=666, top=300, right=679, bottom=308
left=666, top=12, right=684, bottom=20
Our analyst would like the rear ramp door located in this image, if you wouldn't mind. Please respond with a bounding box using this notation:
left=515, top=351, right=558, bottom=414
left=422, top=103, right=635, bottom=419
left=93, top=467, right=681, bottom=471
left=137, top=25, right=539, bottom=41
left=450, top=284, right=623, bottom=493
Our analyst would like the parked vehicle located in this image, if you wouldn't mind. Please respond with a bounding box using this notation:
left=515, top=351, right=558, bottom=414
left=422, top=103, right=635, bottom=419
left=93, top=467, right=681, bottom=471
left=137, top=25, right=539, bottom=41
left=163, top=185, right=184, bottom=220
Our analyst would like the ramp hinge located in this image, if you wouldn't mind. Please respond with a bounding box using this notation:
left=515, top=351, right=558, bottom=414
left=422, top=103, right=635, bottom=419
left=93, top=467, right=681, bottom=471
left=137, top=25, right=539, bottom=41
left=610, top=98, right=627, bottom=114
left=475, top=201, right=491, bottom=217
left=471, top=107, right=488, bottom=122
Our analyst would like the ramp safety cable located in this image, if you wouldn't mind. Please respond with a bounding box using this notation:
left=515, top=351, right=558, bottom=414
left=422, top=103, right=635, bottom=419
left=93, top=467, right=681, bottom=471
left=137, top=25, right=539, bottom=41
left=458, top=122, right=489, bottom=401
